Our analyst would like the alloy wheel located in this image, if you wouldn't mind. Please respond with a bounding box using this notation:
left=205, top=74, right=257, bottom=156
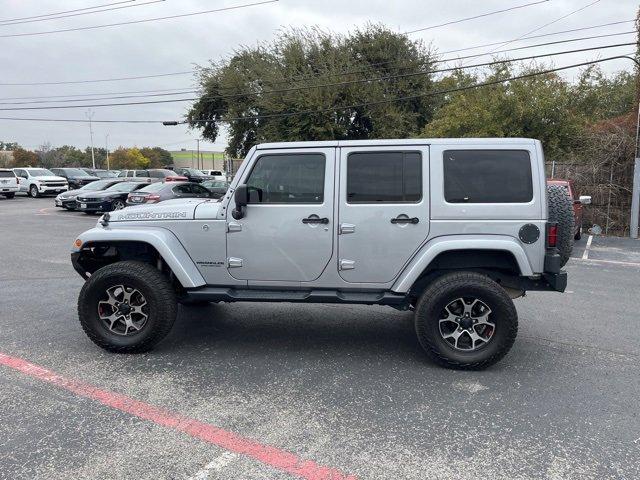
left=97, top=285, right=149, bottom=336
left=438, top=297, right=495, bottom=351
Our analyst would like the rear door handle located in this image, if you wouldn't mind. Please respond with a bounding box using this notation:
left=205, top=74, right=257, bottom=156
left=391, top=216, right=419, bottom=224
left=302, top=215, right=329, bottom=224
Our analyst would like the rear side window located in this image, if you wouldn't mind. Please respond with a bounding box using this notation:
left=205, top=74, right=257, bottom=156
left=443, top=150, right=533, bottom=203
left=245, top=153, right=325, bottom=203
left=347, top=151, right=422, bottom=203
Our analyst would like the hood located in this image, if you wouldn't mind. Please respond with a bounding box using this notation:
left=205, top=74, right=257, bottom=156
left=77, top=190, right=124, bottom=199
left=33, top=175, right=67, bottom=182
left=108, top=198, right=218, bottom=222
left=57, top=190, right=79, bottom=199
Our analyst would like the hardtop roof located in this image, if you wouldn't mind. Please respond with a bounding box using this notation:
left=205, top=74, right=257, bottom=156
left=256, top=138, right=538, bottom=149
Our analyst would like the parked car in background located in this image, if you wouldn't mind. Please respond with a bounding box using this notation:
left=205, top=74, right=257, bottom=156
left=173, top=167, right=213, bottom=183
left=76, top=180, right=150, bottom=214
left=55, top=178, right=125, bottom=210
left=0, top=169, right=19, bottom=199
left=116, top=169, right=187, bottom=182
left=201, top=170, right=226, bottom=181
left=201, top=179, right=230, bottom=199
left=13, top=168, right=68, bottom=197
left=126, top=181, right=212, bottom=206
left=547, top=179, right=591, bottom=239
left=50, top=168, right=99, bottom=190
left=82, top=168, right=118, bottom=179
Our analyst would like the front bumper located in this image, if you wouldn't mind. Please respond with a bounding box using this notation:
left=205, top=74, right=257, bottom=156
left=76, top=200, right=112, bottom=212
left=39, top=185, right=68, bottom=194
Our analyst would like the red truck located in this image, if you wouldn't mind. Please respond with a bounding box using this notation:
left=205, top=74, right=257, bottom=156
left=547, top=179, right=591, bottom=240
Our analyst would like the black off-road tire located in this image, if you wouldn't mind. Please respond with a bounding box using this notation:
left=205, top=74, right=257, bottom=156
left=78, top=261, right=177, bottom=353
left=414, top=272, right=518, bottom=370
left=3, top=192, right=15, bottom=199
left=547, top=184, right=574, bottom=267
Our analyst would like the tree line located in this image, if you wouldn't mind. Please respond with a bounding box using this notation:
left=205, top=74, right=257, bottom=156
left=187, top=25, right=635, bottom=160
left=0, top=143, right=174, bottom=170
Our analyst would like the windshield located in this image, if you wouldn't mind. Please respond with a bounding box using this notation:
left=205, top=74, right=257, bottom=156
left=105, top=182, right=142, bottom=193
left=27, top=168, right=55, bottom=177
left=82, top=179, right=118, bottom=191
left=63, top=168, right=89, bottom=176
left=138, top=182, right=167, bottom=193
left=184, top=168, right=205, bottom=175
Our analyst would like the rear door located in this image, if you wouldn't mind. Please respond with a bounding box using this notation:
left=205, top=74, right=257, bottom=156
left=337, top=146, right=430, bottom=283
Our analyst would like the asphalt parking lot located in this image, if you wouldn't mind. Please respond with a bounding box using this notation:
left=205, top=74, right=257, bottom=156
left=1, top=194, right=639, bottom=480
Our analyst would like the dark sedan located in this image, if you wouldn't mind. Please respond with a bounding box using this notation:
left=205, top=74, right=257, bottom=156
left=82, top=168, right=118, bottom=179
left=173, top=168, right=214, bottom=183
left=201, top=179, right=230, bottom=199
left=50, top=168, right=99, bottom=189
left=54, top=178, right=125, bottom=210
left=76, top=180, right=151, bottom=214
left=126, top=181, right=212, bottom=206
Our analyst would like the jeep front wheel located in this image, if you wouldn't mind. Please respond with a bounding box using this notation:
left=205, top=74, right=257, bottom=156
left=414, top=272, right=518, bottom=370
left=77, top=261, right=177, bottom=353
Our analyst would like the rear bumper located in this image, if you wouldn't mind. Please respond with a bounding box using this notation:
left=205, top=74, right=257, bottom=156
left=0, top=186, right=18, bottom=193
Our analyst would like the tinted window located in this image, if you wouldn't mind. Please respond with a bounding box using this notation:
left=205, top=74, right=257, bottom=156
left=443, top=150, right=533, bottom=203
left=190, top=184, right=210, bottom=196
left=347, top=151, right=422, bottom=203
left=0, top=171, right=15, bottom=178
left=245, top=153, right=325, bottom=203
left=148, top=170, right=164, bottom=178
left=135, top=170, right=149, bottom=177
left=172, top=184, right=192, bottom=195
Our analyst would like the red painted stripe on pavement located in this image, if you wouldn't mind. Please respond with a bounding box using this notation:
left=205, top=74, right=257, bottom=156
left=0, top=352, right=357, bottom=480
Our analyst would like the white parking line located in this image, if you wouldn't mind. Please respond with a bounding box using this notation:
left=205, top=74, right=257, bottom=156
left=581, top=235, right=593, bottom=260
left=188, top=452, right=237, bottom=480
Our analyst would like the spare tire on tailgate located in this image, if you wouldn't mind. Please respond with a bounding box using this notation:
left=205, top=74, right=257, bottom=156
left=547, top=184, right=574, bottom=267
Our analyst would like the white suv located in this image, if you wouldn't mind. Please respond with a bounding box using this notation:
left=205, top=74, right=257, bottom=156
left=13, top=167, right=68, bottom=198
left=0, top=169, right=19, bottom=198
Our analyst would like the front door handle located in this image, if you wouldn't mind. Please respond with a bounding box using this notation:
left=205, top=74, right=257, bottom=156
left=391, top=216, right=419, bottom=224
left=302, top=215, right=329, bottom=224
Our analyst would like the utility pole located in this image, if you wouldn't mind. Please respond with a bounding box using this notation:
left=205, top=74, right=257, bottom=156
left=197, top=138, right=200, bottom=170
left=105, top=134, right=110, bottom=170
left=631, top=7, right=640, bottom=238
left=86, top=109, right=96, bottom=169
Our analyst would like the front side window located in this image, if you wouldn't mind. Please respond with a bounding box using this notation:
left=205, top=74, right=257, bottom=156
left=347, top=151, right=422, bottom=203
left=245, top=153, right=325, bottom=204
left=443, top=150, right=533, bottom=203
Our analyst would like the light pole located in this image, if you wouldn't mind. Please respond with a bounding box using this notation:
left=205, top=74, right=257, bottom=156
left=105, top=134, right=110, bottom=170
left=86, top=109, right=96, bottom=169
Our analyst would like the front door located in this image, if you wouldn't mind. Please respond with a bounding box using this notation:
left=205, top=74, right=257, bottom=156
left=338, top=146, right=430, bottom=283
left=14, top=169, right=27, bottom=192
left=227, top=148, right=335, bottom=282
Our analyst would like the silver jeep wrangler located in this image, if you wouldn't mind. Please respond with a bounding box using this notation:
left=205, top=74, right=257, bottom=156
left=72, top=139, right=574, bottom=369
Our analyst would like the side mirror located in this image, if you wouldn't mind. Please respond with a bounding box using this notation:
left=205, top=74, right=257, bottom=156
left=579, top=195, right=591, bottom=205
left=232, top=184, right=248, bottom=219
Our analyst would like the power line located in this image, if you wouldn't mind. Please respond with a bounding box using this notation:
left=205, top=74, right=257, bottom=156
left=439, top=19, right=635, bottom=55
left=0, top=42, right=635, bottom=111
left=185, top=54, right=639, bottom=124
left=0, top=54, right=635, bottom=125
left=0, top=87, right=195, bottom=101
left=404, top=0, right=550, bottom=34
left=465, top=0, right=602, bottom=63
left=0, top=0, right=278, bottom=38
left=0, top=0, right=134, bottom=23
left=0, top=70, right=193, bottom=86
left=0, top=1, right=166, bottom=27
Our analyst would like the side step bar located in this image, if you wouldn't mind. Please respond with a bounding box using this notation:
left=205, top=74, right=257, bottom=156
left=184, top=287, right=409, bottom=307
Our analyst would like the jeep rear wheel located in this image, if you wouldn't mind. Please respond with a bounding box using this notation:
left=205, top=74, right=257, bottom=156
left=77, top=261, right=177, bottom=353
left=414, top=272, right=518, bottom=370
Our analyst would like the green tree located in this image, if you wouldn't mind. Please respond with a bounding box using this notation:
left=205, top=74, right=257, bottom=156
left=423, top=64, right=584, bottom=158
left=187, top=25, right=437, bottom=157
left=0, top=141, right=19, bottom=151
left=108, top=147, right=150, bottom=170
left=140, top=147, right=173, bottom=168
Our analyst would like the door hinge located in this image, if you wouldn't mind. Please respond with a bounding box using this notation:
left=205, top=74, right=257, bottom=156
left=339, top=259, right=355, bottom=270
left=227, top=222, right=242, bottom=232
left=339, top=223, right=356, bottom=234
left=227, top=257, right=243, bottom=268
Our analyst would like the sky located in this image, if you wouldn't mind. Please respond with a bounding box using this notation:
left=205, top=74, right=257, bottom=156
left=0, top=0, right=637, bottom=153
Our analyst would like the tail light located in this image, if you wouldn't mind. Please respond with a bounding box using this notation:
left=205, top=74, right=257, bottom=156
left=145, top=194, right=161, bottom=203
left=165, top=176, right=188, bottom=182
left=547, top=223, right=558, bottom=247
